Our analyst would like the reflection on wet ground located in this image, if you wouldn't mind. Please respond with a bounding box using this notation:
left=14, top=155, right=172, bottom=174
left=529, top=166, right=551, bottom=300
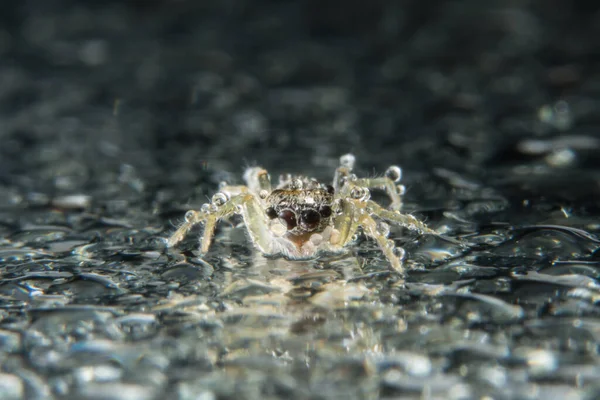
left=2, top=166, right=600, bottom=399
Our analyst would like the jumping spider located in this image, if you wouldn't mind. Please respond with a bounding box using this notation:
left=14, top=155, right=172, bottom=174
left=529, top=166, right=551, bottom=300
left=167, top=154, right=441, bottom=275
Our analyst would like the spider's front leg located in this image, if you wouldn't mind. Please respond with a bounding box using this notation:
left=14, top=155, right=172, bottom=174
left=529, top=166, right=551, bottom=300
left=353, top=166, right=404, bottom=211
left=332, top=199, right=405, bottom=275
left=243, top=167, right=271, bottom=193
left=366, top=200, right=438, bottom=236
left=168, top=192, right=275, bottom=255
left=333, top=154, right=405, bottom=210
left=367, top=199, right=462, bottom=245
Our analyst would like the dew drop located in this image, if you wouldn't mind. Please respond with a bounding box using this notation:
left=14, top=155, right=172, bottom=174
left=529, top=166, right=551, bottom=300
left=351, top=187, right=364, bottom=199
left=200, top=203, right=210, bottom=213
left=259, top=190, right=269, bottom=199
left=209, top=204, right=218, bottom=213
left=211, top=192, right=228, bottom=206
left=351, top=187, right=370, bottom=201
left=333, top=199, right=344, bottom=214
left=184, top=211, right=196, bottom=222
left=397, top=184, right=406, bottom=195
left=393, top=247, right=406, bottom=258
left=340, top=153, right=356, bottom=169
left=385, top=165, right=402, bottom=182
left=377, top=221, right=390, bottom=237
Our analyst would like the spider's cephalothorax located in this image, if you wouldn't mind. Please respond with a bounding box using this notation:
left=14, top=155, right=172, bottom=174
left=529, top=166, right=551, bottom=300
left=167, top=154, right=442, bottom=276
left=265, top=180, right=334, bottom=235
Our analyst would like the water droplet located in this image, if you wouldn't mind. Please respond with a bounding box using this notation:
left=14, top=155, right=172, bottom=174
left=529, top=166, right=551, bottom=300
left=218, top=181, right=229, bottom=189
left=259, top=190, right=269, bottom=199
left=393, top=247, right=406, bottom=259
left=397, top=184, right=406, bottom=195
left=351, top=187, right=370, bottom=201
left=200, top=203, right=210, bottom=213
left=209, top=204, right=218, bottom=213
left=351, top=187, right=364, bottom=199
left=211, top=192, right=228, bottom=206
left=340, top=153, right=356, bottom=169
left=184, top=211, right=196, bottom=222
left=377, top=221, right=390, bottom=237
left=333, top=199, right=344, bottom=214
left=385, top=165, right=402, bottom=182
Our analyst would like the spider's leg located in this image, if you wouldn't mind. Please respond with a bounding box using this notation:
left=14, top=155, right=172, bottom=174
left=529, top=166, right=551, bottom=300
left=169, top=193, right=275, bottom=254
left=360, top=214, right=405, bottom=275
left=352, top=175, right=404, bottom=211
left=218, top=185, right=249, bottom=197
left=167, top=186, right=250, bottom=250
left=243, top=167, right=272, bottom=193
left=167, top=210, right=204, bottom=248
left=332, top=199, right=404, bottom=274
left=200, top=193, right=279, bottom=254
left=366, top=200, right=437, bottom=236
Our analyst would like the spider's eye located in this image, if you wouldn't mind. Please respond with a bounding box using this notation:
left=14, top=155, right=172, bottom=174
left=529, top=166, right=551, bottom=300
left=319, top=205, right=332, bottom=218
left=266, top=207, right=277, bottom=219
left=299, top=209, right=321, bottom=230
left=278, top=209, right=297, bottom=230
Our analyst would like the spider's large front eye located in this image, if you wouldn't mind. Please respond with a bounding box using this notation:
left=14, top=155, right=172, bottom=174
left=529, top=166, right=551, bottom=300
left=278, top=209, right=297, bottom=230
left=299, top=209, right=320, bottom=230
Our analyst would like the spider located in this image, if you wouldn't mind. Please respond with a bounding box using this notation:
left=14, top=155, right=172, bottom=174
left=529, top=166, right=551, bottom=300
left=166, top=154, right=441, bottom=275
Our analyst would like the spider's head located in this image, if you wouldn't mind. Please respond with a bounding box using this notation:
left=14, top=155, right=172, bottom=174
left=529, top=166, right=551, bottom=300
left=265, top=185, right=334, bottom=235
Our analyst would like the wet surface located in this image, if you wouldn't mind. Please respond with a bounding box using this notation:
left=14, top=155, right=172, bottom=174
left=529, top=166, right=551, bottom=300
left=2, top=0, right=600, bottom=399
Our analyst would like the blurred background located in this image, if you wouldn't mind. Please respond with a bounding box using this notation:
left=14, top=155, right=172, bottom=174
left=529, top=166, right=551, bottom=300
left=2, top=0, right=599, bottom=201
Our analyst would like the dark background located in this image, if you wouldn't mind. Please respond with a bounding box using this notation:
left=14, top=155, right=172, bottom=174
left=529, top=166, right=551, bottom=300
left=1, top=1, right=600, bottom=399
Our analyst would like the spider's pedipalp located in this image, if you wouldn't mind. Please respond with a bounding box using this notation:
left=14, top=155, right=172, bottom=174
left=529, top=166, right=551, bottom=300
left=333, top=153, right=356, bottom=192
left=331, top=199, right=361, bottom=247
left=243, top=167, right=271, bottom=193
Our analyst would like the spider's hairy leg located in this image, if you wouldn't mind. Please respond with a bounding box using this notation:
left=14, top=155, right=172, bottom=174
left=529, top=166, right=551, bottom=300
left=218, top=184, right=249, bottom=197
left=243, top=167, right=272, bottom=193
left=361, top=214, right=404, bottom=275
left=166, top=186, right=249, bottom=249
left=167, top=210, right=204, bottom=248
left=168, top=193, right=274, bottom=254
left=332, top=199, right=404, bottom=274
left=353, top=176, right=404, bottom=211
left=366, top=200, right=438, bottom=236
left=198, top=194, right=275, bottom=253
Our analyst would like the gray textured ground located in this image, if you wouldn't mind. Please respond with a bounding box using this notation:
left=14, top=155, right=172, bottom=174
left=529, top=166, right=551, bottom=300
left=1, top=1, right=600, bottom=399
